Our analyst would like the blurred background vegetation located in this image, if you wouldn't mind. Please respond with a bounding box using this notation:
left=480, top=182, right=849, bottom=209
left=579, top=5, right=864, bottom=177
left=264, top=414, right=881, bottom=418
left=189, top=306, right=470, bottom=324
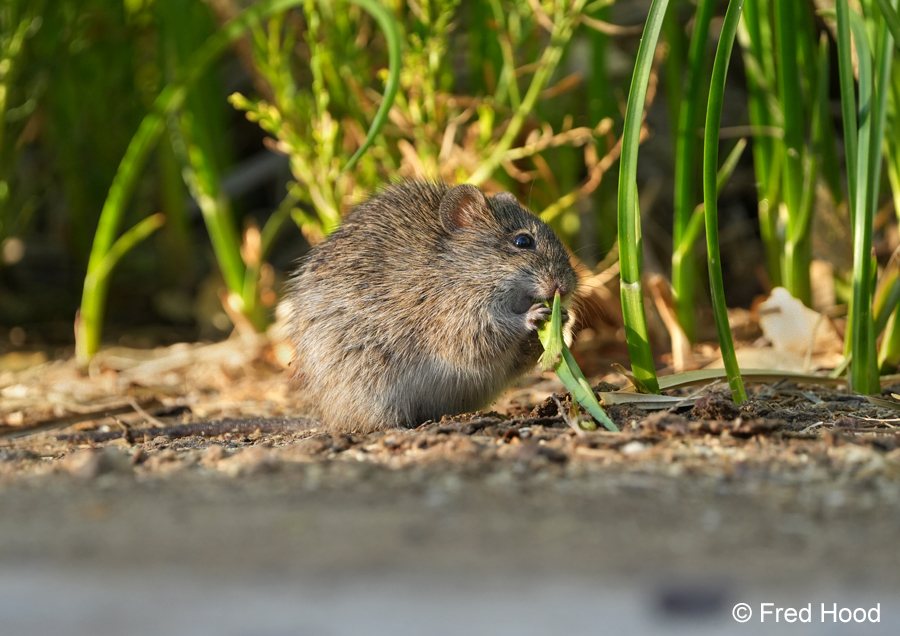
left=0, top=0, right=897, bottom=373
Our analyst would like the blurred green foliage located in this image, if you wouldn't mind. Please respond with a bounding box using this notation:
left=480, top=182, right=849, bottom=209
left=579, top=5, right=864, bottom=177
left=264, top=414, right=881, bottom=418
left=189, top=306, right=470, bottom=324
left=3, top=0, right=899, bottom=391
left=3, top=0, right=631, bottom=345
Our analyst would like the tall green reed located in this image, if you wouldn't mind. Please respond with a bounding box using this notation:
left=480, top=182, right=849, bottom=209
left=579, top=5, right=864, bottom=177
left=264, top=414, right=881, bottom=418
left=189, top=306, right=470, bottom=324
left=775, top=0, right=809, bottom=305
left=738, top=0, right=824, bottom=305
left=869, top=0, right=900, bottom=372
left=836, top=2, right=883, bottom=393
left=617, top=0, right=669, bottom=395
left=737, top=0, right=782, bottom=288
left=704, top=0, right=746, bottom=403
left=671, top=0, right=714, bottom=344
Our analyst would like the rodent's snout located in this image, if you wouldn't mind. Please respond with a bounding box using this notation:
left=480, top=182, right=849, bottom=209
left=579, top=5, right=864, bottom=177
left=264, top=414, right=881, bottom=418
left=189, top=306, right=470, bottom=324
left=535, top=279, right=574, bottom=302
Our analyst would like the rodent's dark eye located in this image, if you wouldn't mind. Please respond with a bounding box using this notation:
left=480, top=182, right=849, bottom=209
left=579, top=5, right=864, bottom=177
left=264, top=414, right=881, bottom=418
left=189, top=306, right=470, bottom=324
left=513, top=233, right=535, bottom=249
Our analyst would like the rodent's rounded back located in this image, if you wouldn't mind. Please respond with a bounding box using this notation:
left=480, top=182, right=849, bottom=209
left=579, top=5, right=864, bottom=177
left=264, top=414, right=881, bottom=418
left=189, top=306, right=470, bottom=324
left=287, top=181, right=578, bottom=431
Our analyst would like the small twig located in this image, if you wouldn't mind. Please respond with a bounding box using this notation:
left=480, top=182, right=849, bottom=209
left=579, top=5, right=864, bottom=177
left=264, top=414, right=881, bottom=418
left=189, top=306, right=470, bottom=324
left=0, top=399, right=162, bottom=439
left=802, top=391, right=824, bottom=405
left=552, top=393, right=587, bottom=437
left=111, top=416, right=136, bottom=445
left=667, top=380, right=728, bottom=414
left=799, top=421, right=823, bottom=434
left=578, top=14, right=644, bottom=36
left=526, top=0, right=555, bottom=32
left=127, top=397, right=168, bottom=428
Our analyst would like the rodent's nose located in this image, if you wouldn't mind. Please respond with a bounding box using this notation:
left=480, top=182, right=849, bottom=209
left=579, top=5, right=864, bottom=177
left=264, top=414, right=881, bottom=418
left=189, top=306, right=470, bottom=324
left=553, top=282, right=573, bottom=298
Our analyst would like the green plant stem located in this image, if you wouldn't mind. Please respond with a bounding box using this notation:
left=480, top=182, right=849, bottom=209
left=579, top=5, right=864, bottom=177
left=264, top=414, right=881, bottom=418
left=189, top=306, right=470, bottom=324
left=488, top=0, right=522, bottom=110
left=871, top=0, right=896, bottom=216
left=879, top=309, right=900, bottom=371
left=775, top=0, right=810, bottom=305
left=537, top=293, right=618, bottom=432
left=835, top=0, right=858, bottom=215
left=78, top=214, right=166, bottom=362
left=874, top=0, right=900, bottom=46
left=671, top=0, right=715, bottom=344
left=703, top=0, right=747, bottom=404
left=873, top=250, right=900, bottom=334
left=340, top=0, right=402, bottom=173
left=847, top=9, right=879, bottom=393
left=672, top=138, right=747, bottom=267
left=94, top=214, right=167, bottom=287
left=467, top=0, right=588, bottom=187
left=813, top=32, right=844, bottom=207
left=739, top=0, right=783, bottom=288
left=616, top=0, right=670, bottom=395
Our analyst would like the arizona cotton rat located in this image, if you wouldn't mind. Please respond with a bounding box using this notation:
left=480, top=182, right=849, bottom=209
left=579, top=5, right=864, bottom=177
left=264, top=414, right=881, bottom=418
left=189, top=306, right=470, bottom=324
left=287, top=181, right=578, bottom=432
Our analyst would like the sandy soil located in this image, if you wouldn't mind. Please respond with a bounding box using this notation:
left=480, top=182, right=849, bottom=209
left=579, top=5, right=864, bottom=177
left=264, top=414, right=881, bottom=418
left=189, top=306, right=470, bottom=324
left=1, top=335, right=899, bottom=634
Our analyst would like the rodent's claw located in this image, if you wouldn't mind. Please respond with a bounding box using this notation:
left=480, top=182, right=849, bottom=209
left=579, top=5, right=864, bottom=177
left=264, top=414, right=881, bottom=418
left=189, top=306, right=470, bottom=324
left=525, top=303, right=552, bottom=331
left=525, top=304, right=569, bottom=331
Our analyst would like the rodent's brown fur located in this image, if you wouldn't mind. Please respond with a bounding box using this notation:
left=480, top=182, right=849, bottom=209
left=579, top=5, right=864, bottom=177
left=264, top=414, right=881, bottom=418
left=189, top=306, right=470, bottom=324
left=286, top=181, right=578, bottom=432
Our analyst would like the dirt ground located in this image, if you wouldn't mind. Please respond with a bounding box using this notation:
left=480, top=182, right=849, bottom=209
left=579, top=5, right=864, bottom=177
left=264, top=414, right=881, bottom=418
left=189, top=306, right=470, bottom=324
left=2, top=332, right=900, bottom=634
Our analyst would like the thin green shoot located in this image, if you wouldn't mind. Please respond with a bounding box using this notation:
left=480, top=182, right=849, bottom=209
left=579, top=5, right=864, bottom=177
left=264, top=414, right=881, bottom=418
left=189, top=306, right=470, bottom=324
left=672, top=0, right=715, bottom=343
left=616, top=0, right=669, bottom=395
left=703, top=0, right=747, bottom=404
left=537, top=292, right=618, bottom=432
left=776, top=0, right=811, bottom=305
left=873, top=249, right=900, bottom=334
left=847, top=7, right=880, bottom=393
left=874, top=0, right=900, bottom=46
left=340, top=0, right=402, bottom=173
left=738, top=0, right=784, bottom=288
left=833, top=0, right=859, bottom=214
left=672, top=138, right=747, bottom=268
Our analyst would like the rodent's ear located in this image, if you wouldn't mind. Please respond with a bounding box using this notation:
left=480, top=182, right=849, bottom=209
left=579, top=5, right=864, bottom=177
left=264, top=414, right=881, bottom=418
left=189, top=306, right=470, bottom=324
left=492, top=191, right=521, bottom=207
left=440, top=184, right=489, bottom=232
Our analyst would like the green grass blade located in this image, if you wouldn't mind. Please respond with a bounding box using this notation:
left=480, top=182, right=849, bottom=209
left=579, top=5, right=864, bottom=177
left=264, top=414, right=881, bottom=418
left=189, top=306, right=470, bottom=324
left=737, top=0, right=783, bottom=288
left=671, top=0, right=715, bottom=343
left=617, top=0, right=669, bottom=395
left=847, top=8, right=880, bottom=393
left=537, top=293, right=617, bottom=432
left=341, top=0, right=402, bottom=173
left=77, top=214, right=166, bottom=363
left=879, top=309, right=900, bottom=371
left=716, top=138, right=748, bottom=193
left=873, top=249, right=900, bottom=334
left=559, top=348, right=618, bottom=431
left=703, top=0, right=747, bottom=404
left=673, top=138, right=747, bottom=265
left=775, top=0, right=810, bottom=305
left=539, top=293, right=565, bottom=371
left=94, top=214, right=166, bottom=283
left=872, top=0, right=896, bottom=213
left=834, top=0, right=859, bottom=214
left=874, top=0, right=900, bottom=46
left=813, top=33, right=844, bottom=206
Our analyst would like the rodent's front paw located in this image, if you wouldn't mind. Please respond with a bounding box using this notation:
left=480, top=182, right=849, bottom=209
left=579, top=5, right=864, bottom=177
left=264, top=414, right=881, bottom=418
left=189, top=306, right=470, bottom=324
left=525, top=303, right=550, bottom=331
left=525, top=303, right=570, bottom=331
left=525, top=303, right=569, bottom=331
